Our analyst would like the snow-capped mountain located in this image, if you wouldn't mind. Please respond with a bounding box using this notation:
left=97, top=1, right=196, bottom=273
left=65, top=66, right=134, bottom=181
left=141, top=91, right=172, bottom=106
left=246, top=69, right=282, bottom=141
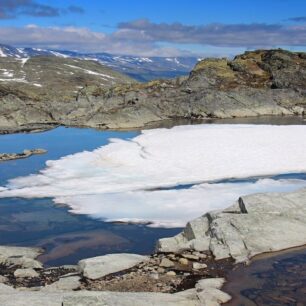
left=0, top=44, right=198, bottom=81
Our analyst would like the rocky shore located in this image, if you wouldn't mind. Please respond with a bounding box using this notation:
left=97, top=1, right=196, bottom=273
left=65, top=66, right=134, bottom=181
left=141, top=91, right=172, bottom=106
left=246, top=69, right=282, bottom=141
left=0, top=49, right=305, bottom=133
left=1, top=187, right=306, bottom=305
left=0, top=149, right=46, bottom=162
left=0, top=246, right=231, bottom=305
left=157, top=187, right=306, bottom=263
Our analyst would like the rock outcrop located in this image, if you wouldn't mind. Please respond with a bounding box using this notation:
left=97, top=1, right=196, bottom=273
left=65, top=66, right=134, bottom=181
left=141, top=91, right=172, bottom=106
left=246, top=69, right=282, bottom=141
left=157, top=188, right=306, bottom=263
left=0, top=49, right=305, bottom=133
left=0, top=149, right=46, bottom=161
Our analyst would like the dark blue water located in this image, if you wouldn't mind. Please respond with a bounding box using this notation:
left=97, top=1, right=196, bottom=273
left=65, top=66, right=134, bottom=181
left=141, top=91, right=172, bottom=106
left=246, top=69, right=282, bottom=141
left=224, top=246, right=306, bottom=306
left=0, top=127, right=181, bottom=266
left=1, top=119, right=306, bottom=267
left=149, top=173, right=306, bottom=191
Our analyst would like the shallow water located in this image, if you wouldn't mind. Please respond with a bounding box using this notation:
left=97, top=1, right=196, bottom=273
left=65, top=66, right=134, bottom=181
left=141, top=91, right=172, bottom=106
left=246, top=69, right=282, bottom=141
left=0, top=127, right=138, bottom=183
left=224, top=247, right=306, bottom=306
left=0, top=127, right=180, bottom=265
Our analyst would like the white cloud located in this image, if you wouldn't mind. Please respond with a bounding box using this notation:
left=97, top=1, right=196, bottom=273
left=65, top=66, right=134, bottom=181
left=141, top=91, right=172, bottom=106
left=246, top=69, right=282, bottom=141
left=0, top=24, right=194, bottom=56
left=1, top=18, right=306, bottom=56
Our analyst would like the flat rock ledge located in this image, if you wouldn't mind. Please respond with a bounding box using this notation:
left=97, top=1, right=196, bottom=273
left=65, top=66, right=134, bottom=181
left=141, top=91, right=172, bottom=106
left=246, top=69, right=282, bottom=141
left=157, top=187, right=306, bottom=263
left=0, top=278, right=230, bottom=306
left=0, top=246, right=43, bottom=269
left=0, top=149, right=47, bottom=162
left=78, top=253, right=150, bottom=280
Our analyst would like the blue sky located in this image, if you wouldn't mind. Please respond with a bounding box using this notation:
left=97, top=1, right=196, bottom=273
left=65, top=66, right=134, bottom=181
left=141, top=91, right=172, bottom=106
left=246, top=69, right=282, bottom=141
left=0, top=0, right=306, bottom=56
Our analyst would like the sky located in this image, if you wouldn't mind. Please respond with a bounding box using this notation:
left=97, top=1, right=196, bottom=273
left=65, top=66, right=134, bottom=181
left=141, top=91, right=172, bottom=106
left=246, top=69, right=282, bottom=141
left=0, top=0, right=306, bottom=57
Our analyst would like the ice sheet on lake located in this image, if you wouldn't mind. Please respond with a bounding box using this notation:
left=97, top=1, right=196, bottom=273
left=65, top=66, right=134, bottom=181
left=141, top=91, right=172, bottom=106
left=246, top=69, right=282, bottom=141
left=55, top=178, right=306, bottom=227
left=1, top=124, right=306, bottom=227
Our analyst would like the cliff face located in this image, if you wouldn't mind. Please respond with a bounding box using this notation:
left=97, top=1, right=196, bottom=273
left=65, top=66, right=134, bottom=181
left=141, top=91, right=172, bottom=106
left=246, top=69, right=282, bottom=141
left=0, top=49, right=305, bottom=133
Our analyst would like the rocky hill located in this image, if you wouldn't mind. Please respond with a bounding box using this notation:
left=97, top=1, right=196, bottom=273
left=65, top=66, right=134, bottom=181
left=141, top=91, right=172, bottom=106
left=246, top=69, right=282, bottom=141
left=0, top=44, right=198, bottom=82
left=0, top=49, right=305, bottom=133
left=0, top=55, right=134, bottom=90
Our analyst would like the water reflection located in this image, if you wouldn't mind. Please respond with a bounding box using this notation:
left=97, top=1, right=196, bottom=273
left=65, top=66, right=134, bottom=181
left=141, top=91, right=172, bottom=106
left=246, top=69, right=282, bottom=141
left=0, top=127, right=180, bottom=266
left=224, top=247, right=306, bottom=306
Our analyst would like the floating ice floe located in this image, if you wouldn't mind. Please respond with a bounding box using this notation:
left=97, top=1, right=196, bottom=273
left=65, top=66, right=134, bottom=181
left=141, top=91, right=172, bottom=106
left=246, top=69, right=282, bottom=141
left=1, top=124, right=306, bottom=227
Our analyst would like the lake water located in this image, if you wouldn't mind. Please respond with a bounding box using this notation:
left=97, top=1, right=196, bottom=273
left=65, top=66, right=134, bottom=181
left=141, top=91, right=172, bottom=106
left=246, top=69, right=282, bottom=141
left=224, top=246, right=306, bottom=305
left=0, top=127, right=180, bottom=266
left=1, top=116, right=306, bottom=273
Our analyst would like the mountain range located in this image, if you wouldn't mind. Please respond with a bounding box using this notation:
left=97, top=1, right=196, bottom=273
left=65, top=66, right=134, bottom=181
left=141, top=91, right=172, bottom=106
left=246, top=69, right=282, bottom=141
left=0, top=44, right=198, bottom=82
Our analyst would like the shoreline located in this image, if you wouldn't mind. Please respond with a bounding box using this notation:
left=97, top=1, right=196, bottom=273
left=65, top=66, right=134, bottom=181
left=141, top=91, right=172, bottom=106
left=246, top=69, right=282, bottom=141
left=1, top=116, right=306, bottom=304
left=0, top=114, right=305, bottom=135
left=1, top=233, right=306, bottom=305
left=223, top=244, right=306, bottom=305
left=1, top=186, right=306, bottom=304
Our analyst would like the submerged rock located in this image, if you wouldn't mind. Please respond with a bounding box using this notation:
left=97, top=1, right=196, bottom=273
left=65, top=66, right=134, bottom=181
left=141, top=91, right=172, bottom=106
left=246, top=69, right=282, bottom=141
left=157, top=188, right=306, bottom=263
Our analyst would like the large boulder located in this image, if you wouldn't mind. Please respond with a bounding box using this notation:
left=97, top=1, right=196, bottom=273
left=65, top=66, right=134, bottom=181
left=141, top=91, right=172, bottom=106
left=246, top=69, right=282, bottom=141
left=157, top=188, right=306, bottom=263
left=78, top=253, right=149, bottom=280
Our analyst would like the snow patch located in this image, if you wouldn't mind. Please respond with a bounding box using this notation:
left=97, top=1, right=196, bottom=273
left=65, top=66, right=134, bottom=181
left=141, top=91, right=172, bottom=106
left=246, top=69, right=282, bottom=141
left=50, top=51, right=69, bottom=58
left=16, top=48, right=25, bottom=54
left=138, top=57, right=153, bottom=63
left=0, top=49, right=7, bottom=57
left=2, top=124, right=306, bottom=227
left=0, top=77, right=28, bottom=83
left=0, top=70, right=14, bottom=78
left=19, top=57, right=29, bottom=67
left=165, top=58, right=180, bottom=64
left=54, top=178, right=306, bottom=227
left=64, top=64, right=115, bottom=79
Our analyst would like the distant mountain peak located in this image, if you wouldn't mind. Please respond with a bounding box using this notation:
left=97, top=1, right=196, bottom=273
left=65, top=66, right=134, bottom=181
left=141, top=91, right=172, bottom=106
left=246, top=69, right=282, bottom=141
left=0, top=44, right=198, bottom=81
